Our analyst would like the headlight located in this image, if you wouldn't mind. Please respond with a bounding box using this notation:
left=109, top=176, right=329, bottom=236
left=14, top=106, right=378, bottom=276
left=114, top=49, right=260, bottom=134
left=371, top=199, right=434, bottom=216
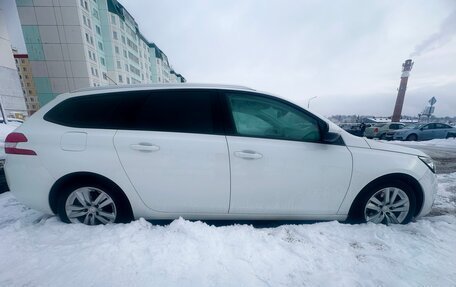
left=419, top=156, right=435, bottom=173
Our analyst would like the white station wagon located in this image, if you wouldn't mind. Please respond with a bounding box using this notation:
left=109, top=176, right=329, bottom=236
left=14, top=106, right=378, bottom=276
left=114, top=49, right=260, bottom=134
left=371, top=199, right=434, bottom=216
left=5, top=84, right=437, bottom=225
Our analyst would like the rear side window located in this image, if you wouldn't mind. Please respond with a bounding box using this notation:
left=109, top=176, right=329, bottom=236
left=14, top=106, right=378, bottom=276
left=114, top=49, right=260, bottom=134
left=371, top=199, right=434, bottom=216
left=44, top=93, right=128, bottom=129
left=44, top=90, right=220, bottom=134
left=132, top=90, right=218, bottom=134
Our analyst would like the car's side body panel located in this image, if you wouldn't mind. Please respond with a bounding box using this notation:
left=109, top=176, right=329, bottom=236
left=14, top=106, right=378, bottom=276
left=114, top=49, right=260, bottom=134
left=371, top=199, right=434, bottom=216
left=227, top=136, right=353, bottom=215
left=114, top=130, right=231, bottom=214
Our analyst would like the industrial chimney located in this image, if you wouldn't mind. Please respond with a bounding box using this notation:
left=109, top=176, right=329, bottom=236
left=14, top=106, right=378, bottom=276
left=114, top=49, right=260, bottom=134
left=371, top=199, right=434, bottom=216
left=391, top=59, right=414, bottom=122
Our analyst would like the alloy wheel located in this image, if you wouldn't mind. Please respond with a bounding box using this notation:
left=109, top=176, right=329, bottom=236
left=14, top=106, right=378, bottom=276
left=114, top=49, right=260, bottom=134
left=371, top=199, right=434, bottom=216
left=65, top=187, right=117, bottom=225
left=364, top=187, right=410, bottom=224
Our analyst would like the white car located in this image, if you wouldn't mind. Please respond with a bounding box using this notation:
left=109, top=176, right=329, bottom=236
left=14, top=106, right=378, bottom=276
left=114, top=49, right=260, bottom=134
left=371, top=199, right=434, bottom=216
left=4, top=84, right=437, bottom=225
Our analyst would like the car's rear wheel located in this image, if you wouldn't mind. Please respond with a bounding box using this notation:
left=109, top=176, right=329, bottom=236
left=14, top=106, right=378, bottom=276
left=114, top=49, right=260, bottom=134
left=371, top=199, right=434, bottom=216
left=406, top=134, right=417, bottom=141
left=446, top=132, right=456, bottom=139
left=57, top=182, right=131, bottom=225
left=350, top=180, right=417, bottom=224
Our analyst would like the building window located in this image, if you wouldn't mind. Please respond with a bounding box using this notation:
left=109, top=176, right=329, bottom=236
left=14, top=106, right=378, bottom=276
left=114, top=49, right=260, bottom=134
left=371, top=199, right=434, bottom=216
left=103, top=72, right=107, bottom=80
left=120, top=21, right=124, bottom=30
left=111, top=14, right=116, bottom=24
left=23, top=67, right=27, bottom=71
left=100, top=57, right=105, bottom=66
left=123, top=50, right=127, bottom=58
left=117, top=61, right=121, bottom=69
left=21, top=59, right=25, bottom=64
left=126, top=77, right=130, bottom=84
left=85, top=33, right=90, bottom=42
left=115, top=46, right=119, bottom=54
left=113, top=31, right=118, bottom=40
left=125, top=64, right=128, bottom=71
left=121, top=35, right=125, bottom=44
left=25, top=75, right=28, bottom=79
left=93, top=8, right=99, bottom=19
left=118, top=75, right=123, bottom=83
left=87, top=18, right=91, bottom=29
left=96, top=25, right=101, bottom=35
left=98, top=42, right=103, bottom=51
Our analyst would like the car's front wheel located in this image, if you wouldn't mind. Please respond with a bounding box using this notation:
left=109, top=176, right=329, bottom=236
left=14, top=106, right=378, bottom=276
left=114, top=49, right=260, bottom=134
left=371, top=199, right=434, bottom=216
left=350, top=180, right=417, bottom=224
left=57, top=182, right=131, bottom=225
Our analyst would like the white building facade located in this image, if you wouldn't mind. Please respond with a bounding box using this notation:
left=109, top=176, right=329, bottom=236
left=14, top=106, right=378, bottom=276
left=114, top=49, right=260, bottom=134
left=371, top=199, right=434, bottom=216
left=0, top=9, right=28, bottom=118
left=16, top=0, right=185, bottom=106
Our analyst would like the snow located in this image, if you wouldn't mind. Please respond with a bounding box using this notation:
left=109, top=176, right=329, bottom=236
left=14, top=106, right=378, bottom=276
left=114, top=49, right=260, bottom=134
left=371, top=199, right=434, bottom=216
left=386, top=138, right=456, bottom=148
left=0, top=173, right=455, bottom=286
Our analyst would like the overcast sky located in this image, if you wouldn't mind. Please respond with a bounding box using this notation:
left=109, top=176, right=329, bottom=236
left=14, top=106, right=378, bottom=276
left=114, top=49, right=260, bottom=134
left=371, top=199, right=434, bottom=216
left=3, top=0, right=456, bottom=116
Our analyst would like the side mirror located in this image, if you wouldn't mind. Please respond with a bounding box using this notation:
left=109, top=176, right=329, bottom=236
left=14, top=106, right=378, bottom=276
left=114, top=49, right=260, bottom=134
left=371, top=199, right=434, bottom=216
left=323, top=131, right=342, bottom=144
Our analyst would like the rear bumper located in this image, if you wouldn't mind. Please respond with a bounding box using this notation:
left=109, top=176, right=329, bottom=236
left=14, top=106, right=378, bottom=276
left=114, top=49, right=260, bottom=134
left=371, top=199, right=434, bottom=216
left=4, top=155, right=55, bottom=214
left=416, top=168, right=438, bottom=218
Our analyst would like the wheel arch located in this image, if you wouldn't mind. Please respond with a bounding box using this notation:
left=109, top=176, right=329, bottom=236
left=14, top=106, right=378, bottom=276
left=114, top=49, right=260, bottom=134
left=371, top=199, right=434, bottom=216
left=406, top=133, right=418, bottom=140
left=49, top=171, right=134, bottom=219
left=348, top=173, right=424, bottom=218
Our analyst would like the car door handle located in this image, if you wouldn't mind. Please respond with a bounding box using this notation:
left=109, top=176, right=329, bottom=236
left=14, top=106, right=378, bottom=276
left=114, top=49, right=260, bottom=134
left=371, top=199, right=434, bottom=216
left=130, top=143, right=160, bottom=152
left=234, top=150, right=263, bottom=160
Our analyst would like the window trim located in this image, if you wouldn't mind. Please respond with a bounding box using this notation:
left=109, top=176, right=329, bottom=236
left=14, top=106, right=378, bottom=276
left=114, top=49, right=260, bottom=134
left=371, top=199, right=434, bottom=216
left=220, top=91, right=331, bottom=144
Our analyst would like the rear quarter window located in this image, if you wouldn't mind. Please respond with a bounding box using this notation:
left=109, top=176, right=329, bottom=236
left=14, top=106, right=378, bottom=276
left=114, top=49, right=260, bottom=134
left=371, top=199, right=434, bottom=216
left=43, top=92, right=142, bottom=129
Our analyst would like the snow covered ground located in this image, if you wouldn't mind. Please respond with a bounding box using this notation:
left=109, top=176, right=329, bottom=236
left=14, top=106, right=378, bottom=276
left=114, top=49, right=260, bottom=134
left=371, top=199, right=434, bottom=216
left=0, top=173, right=455, bottom=287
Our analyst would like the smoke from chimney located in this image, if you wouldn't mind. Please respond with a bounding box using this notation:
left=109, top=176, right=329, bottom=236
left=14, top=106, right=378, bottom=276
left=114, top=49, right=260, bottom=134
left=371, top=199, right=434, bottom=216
left=410, top=9, right=456, bottom=58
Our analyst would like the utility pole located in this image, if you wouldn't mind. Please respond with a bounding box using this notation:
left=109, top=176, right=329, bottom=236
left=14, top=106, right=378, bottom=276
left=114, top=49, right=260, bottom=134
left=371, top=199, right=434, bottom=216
left=307, top=96, right=317, bottom=109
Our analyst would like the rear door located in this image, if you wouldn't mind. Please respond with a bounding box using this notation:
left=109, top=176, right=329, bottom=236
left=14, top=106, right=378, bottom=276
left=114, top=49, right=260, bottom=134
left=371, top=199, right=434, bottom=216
left=420, top=123, right=436, bottom=140
left=113, top=90, right=230, bottom=214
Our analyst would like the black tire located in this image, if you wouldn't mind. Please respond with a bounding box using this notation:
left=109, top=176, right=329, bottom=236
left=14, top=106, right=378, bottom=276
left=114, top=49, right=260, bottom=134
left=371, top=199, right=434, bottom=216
left=446, top=132, right=456, bottom=139
left=348, top=180, right=417, bottom=225
left=406, top=134, right=418, bottom=141
left=57, top=180, right=133, bottom=225
left=379, top=133, right=386, bottom=140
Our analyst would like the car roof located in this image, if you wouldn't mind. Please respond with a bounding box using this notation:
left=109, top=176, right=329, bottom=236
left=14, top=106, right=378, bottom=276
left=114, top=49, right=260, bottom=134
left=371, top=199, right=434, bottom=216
left=71, top=83, right=256, bottom=95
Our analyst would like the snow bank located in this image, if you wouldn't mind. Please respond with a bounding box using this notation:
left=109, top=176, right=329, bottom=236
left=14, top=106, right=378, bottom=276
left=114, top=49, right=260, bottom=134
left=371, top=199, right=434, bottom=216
left=0, top=173, right=455, bottom=287
left=387, top=138, right=456, bottom=148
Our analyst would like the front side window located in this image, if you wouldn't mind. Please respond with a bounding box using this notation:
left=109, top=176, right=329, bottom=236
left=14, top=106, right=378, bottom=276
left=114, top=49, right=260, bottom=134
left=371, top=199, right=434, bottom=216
left=227, top=93, right=320, bottom=142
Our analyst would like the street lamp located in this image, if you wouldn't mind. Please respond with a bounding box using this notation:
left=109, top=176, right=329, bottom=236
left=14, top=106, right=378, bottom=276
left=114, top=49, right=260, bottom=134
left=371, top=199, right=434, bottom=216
left=307, top=96, right=318, bottom=109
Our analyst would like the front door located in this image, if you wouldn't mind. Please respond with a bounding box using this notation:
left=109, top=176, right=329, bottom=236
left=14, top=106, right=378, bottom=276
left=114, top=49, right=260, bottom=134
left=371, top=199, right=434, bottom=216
left=224, top=93, right=353, bottom=215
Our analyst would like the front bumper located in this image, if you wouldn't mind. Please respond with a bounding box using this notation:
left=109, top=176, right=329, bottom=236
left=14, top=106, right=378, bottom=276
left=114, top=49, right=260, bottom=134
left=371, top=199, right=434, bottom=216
left=416, top=168, right=438, bottom=218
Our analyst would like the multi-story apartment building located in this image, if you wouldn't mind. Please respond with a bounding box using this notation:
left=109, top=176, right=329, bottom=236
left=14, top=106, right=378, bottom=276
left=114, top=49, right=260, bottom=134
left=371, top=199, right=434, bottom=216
left=16, top=0, right=185, bottom=107
left=13, top=50, right=40, bottom=115
left=0, top=9, right=27, bottom=119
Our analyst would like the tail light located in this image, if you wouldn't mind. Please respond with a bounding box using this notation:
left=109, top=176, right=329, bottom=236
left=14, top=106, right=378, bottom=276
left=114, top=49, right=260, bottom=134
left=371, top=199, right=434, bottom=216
left=374, top=128, right=379, bottom=133
left=4, top=132, right=37, bottom=155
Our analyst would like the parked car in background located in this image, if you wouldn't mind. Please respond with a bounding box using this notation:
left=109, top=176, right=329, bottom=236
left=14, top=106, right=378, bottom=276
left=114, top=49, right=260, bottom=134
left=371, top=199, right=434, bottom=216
left=393, top=123, right=456, bottom=141
left=339, top=123, right=370, bottom=137
left=5, top=84, right=437, bottom=226
left=364, top=122, right=405, bottom=139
